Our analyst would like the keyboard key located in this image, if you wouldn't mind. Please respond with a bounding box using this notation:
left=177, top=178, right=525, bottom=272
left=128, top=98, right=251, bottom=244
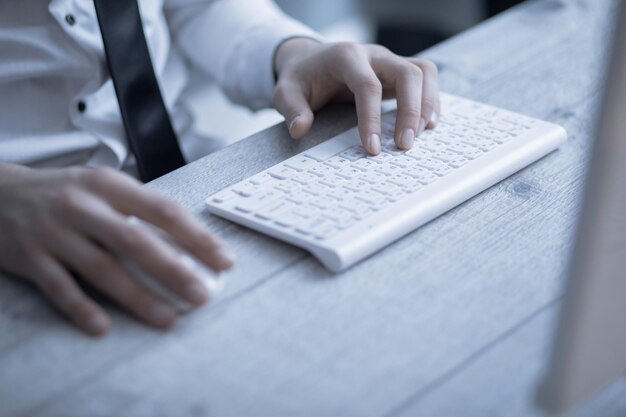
left=402, top=182, right=423, bottom=194
left=256, top=201, right=292, bottom=220
left=352, top=158, right=378, bottom=171
left=385, top=188, right=408, bottom=202
left=389, top=155, right=418, bottom=168
left=324, top=156, right=351, bottom=169
left=235, top=190, right=284, bottom=213
left=343, top=180, right=370, bottom=192
left=284, top=155, right=318, bottom=172
left=405, top=147, right=432, bottom=161
left=310, top=198, right=333, bottom=210
left=339, top=201, right=373, bottom=220
left=308, top=164, right=335, bottom=177
left=434, top=164, right=454, bottom=176
left=232, top=182, right=265, bottom=197
left=446, top=142, right=482, bottom=158
left=326, top=188, right=352, bottom=201
left=419, top=140, right=448, bottom=153
left=336, top=166, right=363, bottom=179
left=274, top=213, right=302, bottom=228
left=435, top=134, right=463, bottom=145
left=464, top=137, right=497, bottom=151
left=366, top=152, right=393, bottom=164
left=286, top=191, right=311, bottom=205
left=416, top=157, right=446, bottom=171
left=296, top=217, right=334, bottom=236
left=323, top=207, right=355, bottom=225
left=303, top=181, right=332, bottom=196
left=387, top=174, right=414, bottom=186
left=275, top=181, right=301, bottom=193
left=339, top=146, right=368, bottom=161
left=291, top=172, right=318, bottom=185
left=354, top=190, right=387, bottom=206
left=448, top=157, right=469, bottom=168
left=405, top=166, right=437, bottom=184
left=360, top=171, right=387, bottom=184
left=432, top=150, right=462, bottom=163
left=314, top=224, right=339, bottom=240
left=372, top=181, right=400, bottom=194
left=268, top=165, right=297, bottom=180
left=375, top=163, right=403, bottom=176
left=382, top=144, right=406, bottom=156
left=249, top=173, right=274, bottom=185
left=209, top=190, right=238, bottom=204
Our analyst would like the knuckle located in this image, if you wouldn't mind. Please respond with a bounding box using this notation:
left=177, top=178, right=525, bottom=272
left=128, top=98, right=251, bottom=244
left=117, top=224, right=147, bottom=251
left=421, top=96, right=437, bottom=114
left=272, top=83, right=288, bottom=103
left=84, top=253, right=113, bottom=275
left=82, top=167, right=118, bottom=189
left=132, top=289, right=160, bottom=317
left=369, top=43, right=392, bottom=56
left=154, top=202, right=185, bottom=225
left=56, top=187, right=85, bottom=213
left=357, top=76, right=382, bottom=95
left=361, top=114, right=381, bottom=126
left=402, top=63, right=423, bottom=80
left=419, top=59, right=439, bottom=75
left=37, top=274, right=69, bottom=299
left=332, top=41, right=362, bottom=56
left=160, top=259, right=190, bottom=284
left=64, top=296, right=90, bottom=317
left=15, top=235, right=39, bottom=259
left=401, top=107, right=422, bottom=121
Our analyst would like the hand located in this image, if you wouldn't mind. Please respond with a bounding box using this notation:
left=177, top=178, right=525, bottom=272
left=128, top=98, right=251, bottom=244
left=273, top=39, right=440, bottom=155
left=0, top=164, right=235, bottom=336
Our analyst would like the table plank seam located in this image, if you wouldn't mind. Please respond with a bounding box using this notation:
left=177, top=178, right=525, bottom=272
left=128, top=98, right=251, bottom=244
left=17, top=254, right=309, bottom=417
left=380, top=296, right=564, bottom=417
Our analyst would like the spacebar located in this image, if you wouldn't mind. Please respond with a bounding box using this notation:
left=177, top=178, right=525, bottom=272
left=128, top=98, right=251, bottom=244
left=303, top=128, right=361, bottom=161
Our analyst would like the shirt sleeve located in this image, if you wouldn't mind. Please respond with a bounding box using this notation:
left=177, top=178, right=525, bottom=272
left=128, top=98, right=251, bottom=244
left=164, top=0, right=324, bottom=111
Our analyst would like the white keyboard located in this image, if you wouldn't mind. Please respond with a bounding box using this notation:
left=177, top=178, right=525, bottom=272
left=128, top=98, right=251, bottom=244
left=206, top=93, right=567, bottom=272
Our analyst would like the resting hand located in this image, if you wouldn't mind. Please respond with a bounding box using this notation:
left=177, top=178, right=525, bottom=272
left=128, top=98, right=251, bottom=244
left=273, top=39, right=440, bottom=155
left=0, top=164, right=235, bottom=336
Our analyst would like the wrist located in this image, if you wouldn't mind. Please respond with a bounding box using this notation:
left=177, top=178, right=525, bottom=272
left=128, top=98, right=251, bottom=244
left=274, top=37, right=322, bottom=81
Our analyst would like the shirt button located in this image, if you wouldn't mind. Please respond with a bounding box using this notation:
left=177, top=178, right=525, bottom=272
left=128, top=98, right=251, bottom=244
left=65, top=14, right=76, bottom=26
left=77, top=101, right=87, bottom=113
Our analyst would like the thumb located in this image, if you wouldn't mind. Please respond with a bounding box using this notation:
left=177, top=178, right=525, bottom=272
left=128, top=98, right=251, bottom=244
left=272, top=80, right=315, bottom=139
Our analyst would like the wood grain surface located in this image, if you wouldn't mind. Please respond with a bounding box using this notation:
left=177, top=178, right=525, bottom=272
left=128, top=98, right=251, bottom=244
left=1, top=0, right=623, bottom=416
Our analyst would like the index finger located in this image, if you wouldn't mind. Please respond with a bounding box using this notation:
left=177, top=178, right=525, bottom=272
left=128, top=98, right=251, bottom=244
left=81, top=168, right=236, bottom=271
left=408, top=58, right=440, bottom=130
left=337, top=49, right=383, bottom=155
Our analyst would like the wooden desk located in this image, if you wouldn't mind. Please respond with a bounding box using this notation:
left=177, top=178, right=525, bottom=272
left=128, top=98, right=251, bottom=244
left=2, top=0, right=625, bottom=415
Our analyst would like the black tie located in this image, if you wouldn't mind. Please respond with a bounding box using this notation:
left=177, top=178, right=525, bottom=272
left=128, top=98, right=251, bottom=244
left=93, top=0, right=186, bottom=182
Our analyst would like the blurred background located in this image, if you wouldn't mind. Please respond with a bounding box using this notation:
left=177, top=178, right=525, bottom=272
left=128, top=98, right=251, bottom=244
left=184, top=0, right=525, bottom=147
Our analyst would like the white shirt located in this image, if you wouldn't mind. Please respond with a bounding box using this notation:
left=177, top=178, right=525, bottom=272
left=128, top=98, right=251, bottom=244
left=0, top=0, right=320, bottom=170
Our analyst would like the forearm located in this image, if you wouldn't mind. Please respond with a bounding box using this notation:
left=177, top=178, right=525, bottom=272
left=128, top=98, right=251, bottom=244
left=165, top=0, right=322, bottom=110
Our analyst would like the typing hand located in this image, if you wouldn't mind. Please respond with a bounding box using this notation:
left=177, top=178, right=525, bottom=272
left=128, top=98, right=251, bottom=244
left=0, top=164, right=235, bottom=336
left=273, top=39, right=440, bottom=155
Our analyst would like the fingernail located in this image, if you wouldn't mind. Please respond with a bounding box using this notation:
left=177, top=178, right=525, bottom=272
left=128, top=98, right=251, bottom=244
left=85, top=314, right=109, bottom=335
left=149, top=303, right=177, bottom=326
left=401, top=129, right=415, bottom=150
left=430, top=112, right=439, bottom=127
left=183, top=281, right=210, bottom=305
left=288, top=116, right=300, bottom=135
left=367, top=133, right=381, bottom=154
left=418, top=118, right=427, bottom=135
left=214, top=248, right=237, bottom=270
